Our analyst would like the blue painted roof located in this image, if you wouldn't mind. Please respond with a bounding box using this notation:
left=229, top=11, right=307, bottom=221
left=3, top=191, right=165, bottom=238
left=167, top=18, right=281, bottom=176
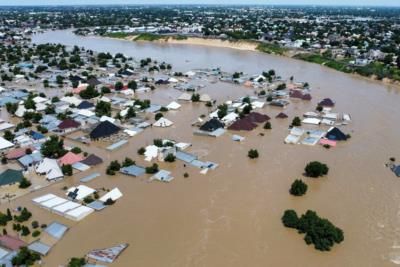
left=45, top=222, right=68, bottom=239
left=176, top=151, right=197, bottom=163
left=120, top=165, right=146, bottom=177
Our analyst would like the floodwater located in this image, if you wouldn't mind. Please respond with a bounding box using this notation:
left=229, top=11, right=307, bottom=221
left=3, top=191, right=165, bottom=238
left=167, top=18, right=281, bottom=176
left=7, top=29, right=399, bottom=266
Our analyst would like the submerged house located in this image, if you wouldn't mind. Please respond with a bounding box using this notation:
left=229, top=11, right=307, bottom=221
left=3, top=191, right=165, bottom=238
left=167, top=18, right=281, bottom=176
left=199, top=118, right=224, bottom=132
left=89, top=121, right=121, bottom=140
left=318, top=98, right=335, bottom=107
left=0, top=169, right=24, bottom=187
left=326, top=127, right=347, bottom=141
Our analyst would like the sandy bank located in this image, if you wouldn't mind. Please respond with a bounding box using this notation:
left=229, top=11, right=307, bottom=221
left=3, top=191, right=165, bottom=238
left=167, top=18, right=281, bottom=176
left=125, top=35, right=258, bottom=51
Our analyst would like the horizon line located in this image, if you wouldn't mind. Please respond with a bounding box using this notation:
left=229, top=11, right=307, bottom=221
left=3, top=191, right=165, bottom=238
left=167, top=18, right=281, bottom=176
left=0, top=4, right=400, bottom=8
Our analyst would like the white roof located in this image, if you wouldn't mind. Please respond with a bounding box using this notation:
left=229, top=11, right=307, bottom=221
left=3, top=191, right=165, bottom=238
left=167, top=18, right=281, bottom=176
left=33, top=96, right=48, bottom=103
left=302, top=118, right=321, bottom=125
left=52, top=201, right=81, bottom=214
left=100, top=116, right=116, bottom=123
left=120, top=89, right=134, bottom=96
left=78, top=109, right=95, bottom=117
left=166, top=101, right=181, bottom=110
left=99, top=96, right=111, bottom=103
left=100, top=188, right=123, bottom=202
left=200, top=94, right=211, bottom=102
left=290, top=127, right=305, bottom=136
left=175, top=142, right=191, bottom=150
left=15, top=105, right=26, bottom=118
left=61, top=96, right=82, bottom=106
left=0, top=122, right=14, bottom=131
left=284, top=134, right=301, bottom=144
left=178, top=93, right=191, bottom=101
left=0, top=137, right=14, bottom=150
left=222, top=112, right=238, bottom=124
left=65, top=206, right=94, bottom=221
left=168, top=77, right=179, bottom=83
left=35, top=158, right=63, bottom=180
left=67, top=185, right=96, bottom=201
left=144, top=145, right=158, bottom=161
left=252, top=101, right=265, bottom=109
left=32, top=193, right=57, bottom=204
left=36, top=102, right=47, bottom=112
left=40, top=196, right=68, bottom=209
left=153, top=117, right=173, bottom=127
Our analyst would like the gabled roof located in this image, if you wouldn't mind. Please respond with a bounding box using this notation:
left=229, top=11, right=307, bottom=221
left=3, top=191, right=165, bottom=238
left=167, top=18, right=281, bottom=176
left=59, top=152, right=84, bottom=165
left=326, top=127, right=347, bottom=141
left=0, top=235, right=26, bottom=251
left=318, top=98, right=335, bottom=107
left=80, top=154, right=103, bottom=166
left=276, top=112, right=288, bottom=119
left=87, top=77, right=102, bottom=86
left=228, top=118, right=257, bottom=131
left=199, top=118, right=224, bottom=132
left=77, top=100, right=94, bottom=109
left=89, top=121, right=121, bottom=139
left=0, top=169, right=24, bottom=186
left=247, top=112, right=270, bottom=123
left=58, top=119, right=81, bottom=130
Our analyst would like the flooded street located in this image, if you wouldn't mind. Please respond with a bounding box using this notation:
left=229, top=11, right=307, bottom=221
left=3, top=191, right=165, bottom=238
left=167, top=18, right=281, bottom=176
left=13, top=29, right=400, bottom=266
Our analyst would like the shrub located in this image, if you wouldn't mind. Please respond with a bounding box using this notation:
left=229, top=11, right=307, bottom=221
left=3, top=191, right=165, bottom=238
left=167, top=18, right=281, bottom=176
left=305, top=161, right=329, bottom=178
left=155, top=112, right=163, bottom=121
left=122, top=157, right=135, bottom=167
left=248, top=149, right=259, bottom=159
left=14, top=208, right=32, bottom=223
left=145, top=163, right=159, bottom=174
left=264, top=121, right=272, bottom=129
left=106, top=160, right=121, bottom=175
left=19, top=178, right=32, bottom=189
left=138, top=147, right=146, bottom=155
left=191, top=93, right=200, bottom=102
left=71, top=147, right=82, bottom=154
left=282, top=210, right=299, bottom=228
left=184, top=172, right=189, bottom=178
left=291, top=116, right=301, bottom=127
left=32, top=230, right=41, bottom=238
left=61, top=164, right=73, bottom=176
left=83, top=196, right=94, bottom=204
left=290, top=179, right=308, bottom=196
left=164, top=153, right=176, bottom=162
left=104, top=198, right=115, bottom=205
left=21, top=226, right=30, bottom=236
left=31, top=221, right=39, bottom=229
left=11, top=247, right=41, bottom=266
left=67, top=257, right=86, bottom=267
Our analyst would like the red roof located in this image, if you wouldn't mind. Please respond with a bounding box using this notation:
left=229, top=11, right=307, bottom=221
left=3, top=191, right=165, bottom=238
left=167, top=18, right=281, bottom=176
left=58, top=119, right=81, bottom=130
left=289, top=90, right=304, bottom=99
left=276, top=112, right=288, bottom=119
left=0, top=235, right=26, bottom=251
left=59, top=151, right=84, bottom=165
left=247, top=112, right=270, bottom=123
left=302, top=94, right=312, bottom=101
left=6, top=147, right=31, bottom=160
left=228, top=118, right=257, bottom=131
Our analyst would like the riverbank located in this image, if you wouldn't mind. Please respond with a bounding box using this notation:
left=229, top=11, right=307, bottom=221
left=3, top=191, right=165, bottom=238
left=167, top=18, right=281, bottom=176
left=105, top=32, right=400, bottom=87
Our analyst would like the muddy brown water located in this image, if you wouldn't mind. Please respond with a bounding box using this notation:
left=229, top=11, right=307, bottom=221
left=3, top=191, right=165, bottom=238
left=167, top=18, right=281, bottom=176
left=3, top=30, right=398, bottom=266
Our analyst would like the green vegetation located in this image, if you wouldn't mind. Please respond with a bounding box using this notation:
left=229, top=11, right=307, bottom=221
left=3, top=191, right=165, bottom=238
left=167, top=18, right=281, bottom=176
left=67, top=257, right=86, bottom=267
left=106, top=160, right=121, bottom=175
left=104, top=32, right=133, bottom=39
left=12, top=247, right=41, bottom=266
left=305, top=161, right=329, bottom=178
left=289, top=179, right=308, bottom=196
left=294, top=53, right=351, bottom=73
left=122, top=157, right=135, bottom=167
left=281, top=210, right=344, bottom=251
left=41, top=135, right=66, bottom=158
left=191, top=93, right=200, bottom=102
left=32, top=230, right=41, bottom=238
left=134, top=33, right=166, bottom=42
left=256, top=42, right=287, bottom=55
left=164, top=153, right=176, bottom=162
left=145, top=163, right=159, bottom=174
left=291, top=117, right=302, bottom=127
left=61, top=164, right=73, bottom=176
left=19, top=177, right=32, bottom=189
left=248, top=149, right=259, bottom=159
left=138, top=147, right=146, bottom=155
left=71, top=147, right=82, bottom=154
left=264, top=121, right=272, bottom=130
left=95, top=101, right=111, bottom=117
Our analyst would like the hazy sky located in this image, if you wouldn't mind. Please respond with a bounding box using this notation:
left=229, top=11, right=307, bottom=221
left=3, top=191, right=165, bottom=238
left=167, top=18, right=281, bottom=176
left=1, top=0, right=399, bottom=7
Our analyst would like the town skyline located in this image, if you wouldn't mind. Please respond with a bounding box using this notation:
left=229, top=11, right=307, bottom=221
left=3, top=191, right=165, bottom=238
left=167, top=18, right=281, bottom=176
left=1, top=0, right=400, bottom=7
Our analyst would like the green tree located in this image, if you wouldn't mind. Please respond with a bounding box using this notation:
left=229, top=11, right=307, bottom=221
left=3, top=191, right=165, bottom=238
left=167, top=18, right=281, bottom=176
left=19, top=177, right=32, bottom=189
left=61, top=164, right=73, bottom=176
left=291, top=117, right=301, bottom=127
left=305, top=161, right=329, bottom=178
left=11, top=247, right=41, bottom=266
left=282, top=209, right=299, bottom=228
left=67, top=257, right=86, bottom=267
left=3, top=130, right=15, bottom=141
left=289, top=179, right=308, bottom=196
left=248, top=149, right=259, bottom=159
left=95, top=101, right=111, bottom=117
left=164, top=153, right=176, bottom=162
left=41, top=135, right=66, bottom=158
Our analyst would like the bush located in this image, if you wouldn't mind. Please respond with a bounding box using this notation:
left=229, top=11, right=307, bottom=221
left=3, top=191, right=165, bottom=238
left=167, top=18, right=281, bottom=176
left=282, top=210, right=344, bottom=251
left=21, top=226, right=30, bottom=236
left=122, top=157, right=135, bottom=167
left=164, top=153, right=176, bottom=162
left=11, top=247, right=41, bottom=266
left=155, top=112, right=163, bottom=121
left=191, top=93, right=200, bottom=102
left=305, top=161, right=329, bottom=178
left=106, top=160, right=121, bottom=175
left=83, top=196, right=94, bottom=204
left=264, top=121, right=271, bottom=129
left=248, top=149, right=259, bottom=159
left=291, top=116, right=301, bottom=127
left=184, top=172, right=189, bottom=178
left=67, top=257, right=86, bottom=267
left=71, top=147, right=82, bottom=154
left=282, top=210, right=299, bottom=228
left=290, top=179, right=308, bottom=196
left=31, top=221, right=39, bottom=229
left=32, top=230, right=41, bottom=238
left=14, top=208, right=32, bottom=223
left=104, top=198, right=115, bottom=205
left=138, top=147, right=146, bottom=155
left=19, top=177, right=32, bottom=189
left=62, top=164, right=73, bottom=176
left=145, top=163, right=159, bottom=174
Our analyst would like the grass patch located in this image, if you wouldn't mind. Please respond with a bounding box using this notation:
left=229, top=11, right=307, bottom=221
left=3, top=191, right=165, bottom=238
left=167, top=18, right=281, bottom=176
left=103, top=32, right=133, bottom=39
left=134, top=33, right=167, bottom=41
left=256, top=42, right=287, bottom=55
left=293, top=53, right=352, bottom=73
